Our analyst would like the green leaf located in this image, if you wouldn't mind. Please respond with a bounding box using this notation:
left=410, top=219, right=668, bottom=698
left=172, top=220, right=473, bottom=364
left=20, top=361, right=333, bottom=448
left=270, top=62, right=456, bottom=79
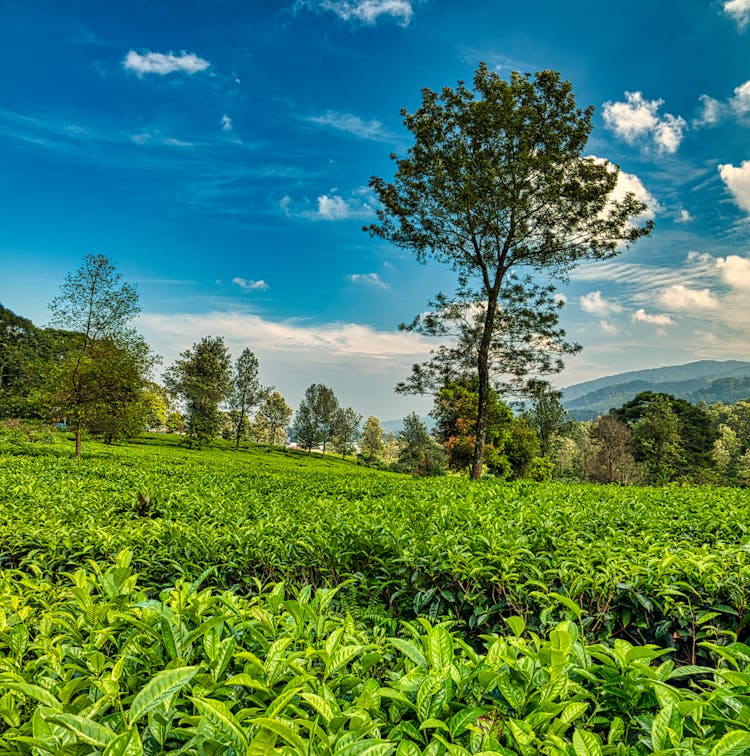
left=448, top=707, right=488, bottom=738
left=48, top=713, right=116, bottom=748
left=191, top=696, right=248, bottom=754
left=572, top=729, right=602, bottom=756
left=559, top=702, right=588, bottom=725
left=416, top=674, right=448, bottom=723
left=507, top=718, right=535, bottom=746
left=103, top=728, right=144, bottom=756
left=335, top=742, right=395, bottom=756
left=326, top=644, right=367, bottom=678
left=0, top=679, right=61, bottom=710
left=389, top=638, right=427, bottom=668
left=127, top=665, right=199, bottom=725
left=250, top=717, right=307, bottom=752
left=651, top=705, right=676, bottom=751
left=396, top=743, right=421, bottom=756
left=427, top=626, right=453, bottom=670
left=246, top=728, right=278, bottom=756
left=301, top=691, right=336, bottom=723
left=709, top=731, right=750, bottom=756
left=504, top=616, right=525, bottom=637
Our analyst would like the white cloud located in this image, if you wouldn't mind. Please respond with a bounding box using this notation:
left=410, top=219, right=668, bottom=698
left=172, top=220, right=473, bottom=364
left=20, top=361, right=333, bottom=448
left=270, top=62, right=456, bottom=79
left=631, top=309, right=674, bottom=326
left=316, top=0, right=414, bottom=25
left=317, top=193, right=373, bottom=220
left=694, top=94, right=727, bottom=127
left=657, top=284, right=719, bottom=311
left=579, top=290, right=623, bottom=316
left=730, top=80, right=750, bottom=115
left=599, top=320, right=619, bottom=335
left=602, top=91, right=686, bottom=154
left=719, top=160, right=750, bottom=214
left=137, top=310, right=434, bottom=418
left=279, top=191, right=373, bottom=221
left=232, top=277, right=269, bottom=291
left=675, top=209, right=693, bottom=223
left=347, top=272, right=389, bottom=288
left=318, top=194, right=355, bottom=219
left=724, top=0, right=750, bottom=29
left=717, top=255, right=750, bottom=290
left=612, top=167, right=660, bottom=220
left=221, top=114, right=233, bottom=131
left=305, top=111, right=389, bottom=140
left=123, top=50, right=210, bottom=77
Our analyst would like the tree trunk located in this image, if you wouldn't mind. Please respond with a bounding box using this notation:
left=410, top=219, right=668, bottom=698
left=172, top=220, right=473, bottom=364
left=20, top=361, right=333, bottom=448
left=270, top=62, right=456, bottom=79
left=235, top=409, right=245, bottom=450
left=471, top=293, right=499, bottom=479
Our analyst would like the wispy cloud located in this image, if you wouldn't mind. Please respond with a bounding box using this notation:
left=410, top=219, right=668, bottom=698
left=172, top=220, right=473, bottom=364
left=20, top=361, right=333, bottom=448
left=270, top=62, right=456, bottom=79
left=220, top=114, right=233, bottom=131
left=232, top=277, right=269, bottom=291
left=675, top=209, right=693, bottom=223
left=299, top=0, right=414, bottom=26
left=347, top=272, right=389, bottom=288
left=693, top=94, right=727, bottom=127
left=304, top=110, right=391, bottom=141
left=602, top=91, right=686, bottom=154
left=693, top=80, right=750, bottom=127
left=123, top=50, right=210, bottom=77
left=723, top=0, right=750, bottom=29
left=281, top=188, right=375, bottom=221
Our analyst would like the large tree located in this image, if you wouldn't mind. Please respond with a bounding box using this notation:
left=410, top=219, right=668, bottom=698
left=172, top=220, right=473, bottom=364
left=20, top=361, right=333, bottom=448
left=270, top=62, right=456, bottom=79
left=164, top=336, right=232, bottom=447
left=367, top=64, right=651, bottom=478
left=46, top=254, right=152, bottom=457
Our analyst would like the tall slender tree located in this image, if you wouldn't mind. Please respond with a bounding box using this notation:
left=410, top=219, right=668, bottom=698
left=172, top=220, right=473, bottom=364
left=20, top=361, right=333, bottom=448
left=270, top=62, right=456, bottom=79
left=367, top=64, right=651, bottom=478
left=46, top=254, right=152, bottom=457
left=228, top=348, right=268, bottom=450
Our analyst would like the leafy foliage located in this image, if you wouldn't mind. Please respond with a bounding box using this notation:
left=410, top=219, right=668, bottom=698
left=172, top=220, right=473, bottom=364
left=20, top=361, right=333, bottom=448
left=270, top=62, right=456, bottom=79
left=368, top=64, right=651, bottom=477
left=165, top=336, right=233, bottom=448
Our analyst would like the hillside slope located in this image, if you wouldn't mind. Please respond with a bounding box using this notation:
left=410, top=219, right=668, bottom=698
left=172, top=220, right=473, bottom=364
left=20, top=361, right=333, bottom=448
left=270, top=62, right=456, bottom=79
left=562, top=360, right=750, bottom=419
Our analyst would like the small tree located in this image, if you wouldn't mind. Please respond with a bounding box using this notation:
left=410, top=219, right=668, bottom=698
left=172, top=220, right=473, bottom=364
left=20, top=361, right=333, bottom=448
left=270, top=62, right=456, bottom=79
left=398, top=412, right=446, bottom=476
left=360, top=416, right=385, bottom=465
left=259, top=390, right=293, bottom=445
left=367, top=64, right=651, bottom=478
left=585, top=413, right=639, bottom=484
left=525, top=381, right=571, bottom=457
left=332, top=407, right=362, bottom=459
left=164, top=336, right=232, bottom=447
left=292, top=384, right=339, bottom=455
left=46, top=254, right=152, bottom=457
left=228, top=348, right=268, bottom=450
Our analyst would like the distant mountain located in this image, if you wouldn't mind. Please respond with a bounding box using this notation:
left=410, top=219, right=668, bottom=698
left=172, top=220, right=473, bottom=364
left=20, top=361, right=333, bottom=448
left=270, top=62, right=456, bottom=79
left=380, top=416, right=435, bottom=437
left=562, top=360, right=750, bottom=420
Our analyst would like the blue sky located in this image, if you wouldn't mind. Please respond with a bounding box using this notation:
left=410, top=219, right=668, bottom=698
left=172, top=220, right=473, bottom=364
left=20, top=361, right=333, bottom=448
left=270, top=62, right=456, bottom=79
left=2, top=1, right=750, bottom=420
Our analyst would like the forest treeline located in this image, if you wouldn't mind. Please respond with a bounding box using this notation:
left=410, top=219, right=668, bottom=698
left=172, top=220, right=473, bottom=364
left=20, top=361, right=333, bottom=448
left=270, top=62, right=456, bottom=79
left=2, top=290, right=750, bottom=485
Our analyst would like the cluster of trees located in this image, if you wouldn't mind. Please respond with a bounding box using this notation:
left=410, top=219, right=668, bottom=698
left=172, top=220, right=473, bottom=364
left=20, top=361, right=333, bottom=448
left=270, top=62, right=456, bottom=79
left=533, top=390, right=750, bottom=487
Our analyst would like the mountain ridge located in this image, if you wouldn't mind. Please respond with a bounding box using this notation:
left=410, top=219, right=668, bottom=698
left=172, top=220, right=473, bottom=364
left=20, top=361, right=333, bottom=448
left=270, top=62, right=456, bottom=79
left=562, top=360, right=750, bottom=420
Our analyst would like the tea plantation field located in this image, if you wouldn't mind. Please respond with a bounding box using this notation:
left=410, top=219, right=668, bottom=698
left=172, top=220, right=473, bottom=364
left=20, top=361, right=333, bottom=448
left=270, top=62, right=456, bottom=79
left=2, top=437, right=750, bottom=754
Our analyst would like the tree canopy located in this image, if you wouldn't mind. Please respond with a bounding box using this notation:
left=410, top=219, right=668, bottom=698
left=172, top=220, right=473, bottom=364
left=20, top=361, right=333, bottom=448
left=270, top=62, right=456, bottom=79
left=367, top=64, right=652, bottom=477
